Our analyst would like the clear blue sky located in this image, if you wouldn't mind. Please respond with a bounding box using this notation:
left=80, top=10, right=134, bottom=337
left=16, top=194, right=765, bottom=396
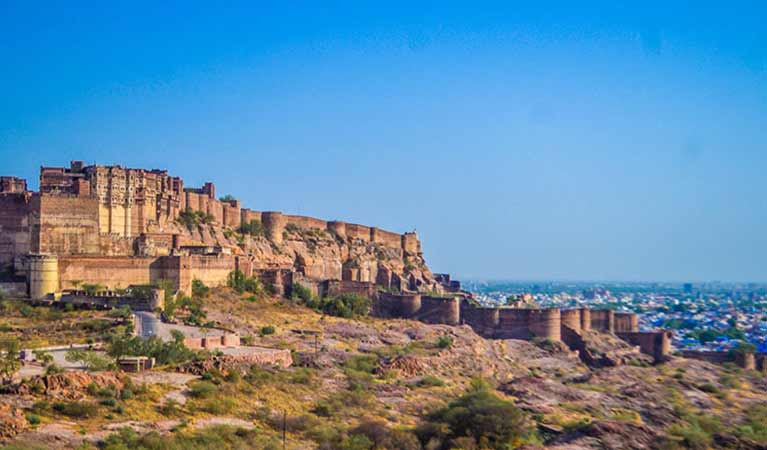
left=1, top=2, right=766, bottom=282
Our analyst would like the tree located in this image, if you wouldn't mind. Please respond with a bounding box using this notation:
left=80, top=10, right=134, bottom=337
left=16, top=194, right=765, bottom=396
left=65, top=349, right=115, bottom=371
left=105, top=329, right=197, bottom=366
left=238, top=219, right=264, bottom=237
left=0, top=339, right=21, bottom=383
left=82, top=283, right=105, bottom=296
left=191, top=279, right=210, bottom=299
left=416, top=380, right=532, bottom=450
left=32, top=349, right=54, bottom=366
left=219, top=194, right=236, bottom=203
left=318, top=294, right=371, bottom=318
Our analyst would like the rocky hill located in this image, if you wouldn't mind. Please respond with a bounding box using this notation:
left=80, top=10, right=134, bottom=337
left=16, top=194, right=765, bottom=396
left=2, top=288, right=767, bottom=450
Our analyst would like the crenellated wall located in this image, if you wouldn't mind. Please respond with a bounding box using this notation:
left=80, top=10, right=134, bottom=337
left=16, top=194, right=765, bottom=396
left=375, top=292, right=422, bottom=318
left=284, top=214, right=328, bottom=231
left=261, top=212, right=285, bottom=244
left=371, top=227, right=401, bottom=248
left=222, top=200, right=241, bottom=229
left=590, top=309, right=615, bottom=332
left=496, top=308, right=561, bottom=341
left=580, top=307, right=591, bottom=331
left=402, top=232, right=420, bottom=254
left=418, top=296, right=460, bottom=325
left=561, top=309, right=582, bottom=333
left=460, top=305, right=500, bottom=338
left=614, top=312, right=639, bottom=332
left=375, top=296, right=662, bottom=358
left=617, top=331, right=672, bottom=363
left=322, top=280, right=377, bottom=299
left=680, top=350, right=757, bottom=370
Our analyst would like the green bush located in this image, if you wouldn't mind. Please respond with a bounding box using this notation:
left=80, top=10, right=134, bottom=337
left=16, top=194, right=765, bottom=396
left=201, top=397, right=236, bottom=415
left=81, top=283, right=105, bottom=296
left=105, top=330, right=198, bottom=366
left=26, top=414, right=41, bottom=425
left=260, top=325, right=276, bottom=336
left=290, top=367, right=314, bottom=385
left=52, top=401, right=99, bottom=418
left=108, top=305, right=133, bottom=320
left=291, top=283, right=319, bottom=309
left=19, top=304, right=35, bottom=318
left=436, top=336, right=453, bottom=349
left=418, top=376, right=446, bottom=387
left=320, top=294, right=371, bottom=318
left=101, top=425, right=266, bottom=450
left=64, top=349, right=115, bottom=371
left=228, top=270, right=266, bottom=297
left=189, top=381, right=218, bottom=399
left=191, top=278, right=210, bottom=299
left=698, top=383, right=720, bottom=394
left=349, top=421, right=421, bottom=450
left=735, top=404, right=767, bottom=443
left=344, top=355, right=379, bottom=374
left=239, top=219, right=264, bottom=237
left=416, top=382, right=533, bottom=450
left=176, top=209, right=215, bottom=230
left=32, top=349, right=54, bottom=366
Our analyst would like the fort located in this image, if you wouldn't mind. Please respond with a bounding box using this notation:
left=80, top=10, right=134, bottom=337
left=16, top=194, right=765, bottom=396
left=0, top=161, right=429, bottom=298
left=3, top=160, right=755, bottom=369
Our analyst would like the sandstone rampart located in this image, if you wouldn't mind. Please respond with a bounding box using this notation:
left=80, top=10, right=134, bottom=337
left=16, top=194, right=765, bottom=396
left=617, top=331, right=672, bottom=363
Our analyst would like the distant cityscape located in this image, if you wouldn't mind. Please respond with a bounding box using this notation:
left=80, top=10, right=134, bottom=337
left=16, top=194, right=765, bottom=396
left=463, top=280, right=767, bottom=353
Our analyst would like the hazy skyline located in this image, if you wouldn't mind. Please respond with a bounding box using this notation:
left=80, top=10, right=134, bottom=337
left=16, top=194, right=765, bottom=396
left=1, top=2, right=766, bottom=282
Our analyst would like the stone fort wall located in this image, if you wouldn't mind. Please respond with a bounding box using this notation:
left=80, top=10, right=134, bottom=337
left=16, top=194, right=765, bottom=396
left=45, top=254, right=236, bottom=296
left=617, top=330, right=672, bottom=363
left=241, top=210, right=420, bottom=253
left=376, top=293, right=672, bottom=362
left=0, top=192, right=33, bottom=266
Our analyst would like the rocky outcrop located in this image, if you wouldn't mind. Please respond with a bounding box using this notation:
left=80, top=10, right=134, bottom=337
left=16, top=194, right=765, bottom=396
left=175, top=348, right=292, bottom=375
left=549, top=420, right=662, bottom=450
left=7, top=371, right=125, bottom=399
left=0, top=404, right=28, bottom=440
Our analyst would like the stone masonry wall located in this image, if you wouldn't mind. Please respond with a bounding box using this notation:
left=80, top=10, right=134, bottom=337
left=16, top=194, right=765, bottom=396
left=614, top=312, right=639, bottom=332
left=0, top=193, right=33, bottom=267
left=590, top=309, right=615, bottom=333
left=35, top=195, right=100, bottom=255
left=617, top=331, right=672, bottom=362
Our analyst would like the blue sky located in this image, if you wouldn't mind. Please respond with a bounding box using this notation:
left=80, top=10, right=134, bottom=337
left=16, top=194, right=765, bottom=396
left=1, top=2, right=766, bottom=282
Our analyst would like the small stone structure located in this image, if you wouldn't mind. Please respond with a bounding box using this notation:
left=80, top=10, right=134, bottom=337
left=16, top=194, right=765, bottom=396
left=183, top=333, right=240, bottom=350
left=117, top=356, right=155, bottom=372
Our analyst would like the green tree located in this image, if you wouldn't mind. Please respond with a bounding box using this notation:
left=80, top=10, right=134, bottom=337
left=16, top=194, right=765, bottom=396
left=191, top=278, right=210, bottom=299
left=32, top=349, right=54, bottom=366
left=238, top=219, right=264, bottom=237
left=64, top=349, right=115, bottom=371
left=318, top=294, right=371, bottom=318
left=81, top=283, right=105, bottom=296
left=417, top=380, right=532, bottom=450
left=0, top=339, right=21, bottom=383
